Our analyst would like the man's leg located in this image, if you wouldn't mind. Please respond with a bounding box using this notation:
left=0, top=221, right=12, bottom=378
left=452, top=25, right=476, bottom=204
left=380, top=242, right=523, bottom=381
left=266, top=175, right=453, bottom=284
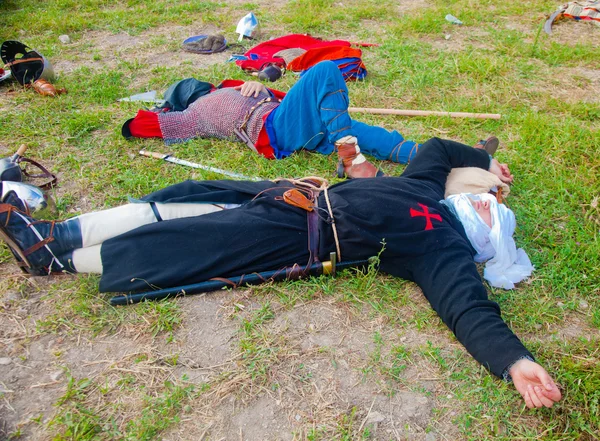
left=350, top=120, right=420, bottom=163
left=0, top=201, right=239, bottom=275
left=76, top=202, right=236, bottom=248
left=273, top=61, right=418, bottom=177
left=272, top=60, right=353, bottom=152
left=273, top=61, right=381, bottom=178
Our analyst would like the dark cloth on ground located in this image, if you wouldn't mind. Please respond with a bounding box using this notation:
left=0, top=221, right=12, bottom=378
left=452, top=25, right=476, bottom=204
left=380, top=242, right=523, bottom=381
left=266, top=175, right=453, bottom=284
left=161, top=78, right=214, bottom=112
left=99, top=137, right=533, bottom=378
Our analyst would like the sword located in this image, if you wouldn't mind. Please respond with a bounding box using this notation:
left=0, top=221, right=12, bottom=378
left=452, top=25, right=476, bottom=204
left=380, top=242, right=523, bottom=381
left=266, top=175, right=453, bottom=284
left=109, top=253, right=373, bottom=306
left=139, top=150, right=261, bottom=181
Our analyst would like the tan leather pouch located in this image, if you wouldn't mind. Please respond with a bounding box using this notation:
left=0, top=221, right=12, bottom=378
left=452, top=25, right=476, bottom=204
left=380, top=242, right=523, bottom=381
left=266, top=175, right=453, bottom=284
left=283, top=189, right=313, bottom=212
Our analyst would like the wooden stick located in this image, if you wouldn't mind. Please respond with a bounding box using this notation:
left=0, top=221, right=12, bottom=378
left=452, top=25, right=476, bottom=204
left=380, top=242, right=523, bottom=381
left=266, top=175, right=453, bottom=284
left=348, top=107, right=501, bottom=120
left=16, top=144, right=28, bottom=157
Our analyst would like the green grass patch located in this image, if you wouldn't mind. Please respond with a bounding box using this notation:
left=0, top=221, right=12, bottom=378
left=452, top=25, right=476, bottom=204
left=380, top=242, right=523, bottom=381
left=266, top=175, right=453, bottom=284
left=1, top=0, right=599, bottom=438
left=47, top=374, right=196, bottom=440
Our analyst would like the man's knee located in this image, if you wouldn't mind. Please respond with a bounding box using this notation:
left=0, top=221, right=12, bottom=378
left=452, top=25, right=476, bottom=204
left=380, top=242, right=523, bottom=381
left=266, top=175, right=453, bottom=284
left=422, top=137, right=445, bottom=149
left=309, top=60, right=340, bottom=79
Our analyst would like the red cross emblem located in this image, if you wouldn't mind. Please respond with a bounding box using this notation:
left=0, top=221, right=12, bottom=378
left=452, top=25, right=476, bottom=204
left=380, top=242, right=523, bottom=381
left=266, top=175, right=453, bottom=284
left=410, top=203, right=442, bottom=231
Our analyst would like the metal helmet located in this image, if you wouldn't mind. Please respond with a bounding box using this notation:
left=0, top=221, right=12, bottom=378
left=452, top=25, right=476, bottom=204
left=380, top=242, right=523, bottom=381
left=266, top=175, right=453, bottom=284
left=0, top=181, right=57, bottom=218
left=0, top=156, right=23, bottom=182
left=1, top=40, right=55, bottom=85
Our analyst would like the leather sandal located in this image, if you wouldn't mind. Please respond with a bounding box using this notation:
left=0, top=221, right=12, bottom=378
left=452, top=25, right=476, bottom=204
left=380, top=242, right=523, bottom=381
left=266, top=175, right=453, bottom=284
left=336, top=136, right=384, bottom=179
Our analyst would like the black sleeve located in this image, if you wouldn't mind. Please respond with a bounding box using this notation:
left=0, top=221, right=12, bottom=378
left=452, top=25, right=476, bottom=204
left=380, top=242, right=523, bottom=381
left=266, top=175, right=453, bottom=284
left=406, top=246, right=534, bottom=377
left=401, top=137, right=491, bottom=196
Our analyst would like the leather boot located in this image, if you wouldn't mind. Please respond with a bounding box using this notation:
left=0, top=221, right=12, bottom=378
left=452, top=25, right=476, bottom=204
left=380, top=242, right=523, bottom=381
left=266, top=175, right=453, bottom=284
left=336, top=136, right=384, bottom=179
left=474, top=136, right=499, bottom=157
left=0, top=203, right=81, bottom=275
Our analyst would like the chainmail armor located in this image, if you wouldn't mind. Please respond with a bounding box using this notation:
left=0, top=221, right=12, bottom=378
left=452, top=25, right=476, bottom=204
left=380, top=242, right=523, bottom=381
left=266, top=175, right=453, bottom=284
left=158, top=88, right=280, bottom=146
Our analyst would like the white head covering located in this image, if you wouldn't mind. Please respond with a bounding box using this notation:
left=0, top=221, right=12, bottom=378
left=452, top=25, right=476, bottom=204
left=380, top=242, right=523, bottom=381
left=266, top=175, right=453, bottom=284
left=444, top=193, right=534, bottom=289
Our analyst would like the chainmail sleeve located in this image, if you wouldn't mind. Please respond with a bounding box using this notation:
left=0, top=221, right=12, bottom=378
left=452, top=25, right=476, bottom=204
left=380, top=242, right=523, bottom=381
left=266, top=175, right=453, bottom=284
left=158, top=88, right=279, bottom=146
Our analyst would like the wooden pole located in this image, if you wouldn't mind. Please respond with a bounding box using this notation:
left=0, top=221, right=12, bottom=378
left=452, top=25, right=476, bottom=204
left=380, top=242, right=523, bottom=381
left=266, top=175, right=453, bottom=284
left=348, top=107, right=502, bottom=120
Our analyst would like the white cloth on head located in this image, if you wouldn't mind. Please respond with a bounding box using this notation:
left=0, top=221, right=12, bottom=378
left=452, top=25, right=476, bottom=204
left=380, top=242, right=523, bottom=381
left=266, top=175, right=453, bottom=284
left=444, top=193, right=534, bottom=289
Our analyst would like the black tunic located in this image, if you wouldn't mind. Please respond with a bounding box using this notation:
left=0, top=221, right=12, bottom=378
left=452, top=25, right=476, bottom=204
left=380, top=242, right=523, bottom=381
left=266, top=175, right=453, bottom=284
left=100, top=137, right=533, bottom=377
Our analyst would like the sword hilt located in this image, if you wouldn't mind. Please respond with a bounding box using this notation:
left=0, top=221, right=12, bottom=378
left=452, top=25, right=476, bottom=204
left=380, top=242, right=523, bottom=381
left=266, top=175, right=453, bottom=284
left=139, top=150, right=169, bottom=160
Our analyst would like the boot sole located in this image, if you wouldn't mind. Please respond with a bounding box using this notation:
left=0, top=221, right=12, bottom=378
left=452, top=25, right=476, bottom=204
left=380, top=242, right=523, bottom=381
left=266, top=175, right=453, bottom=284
left=482, top=136, right=499, bottom=157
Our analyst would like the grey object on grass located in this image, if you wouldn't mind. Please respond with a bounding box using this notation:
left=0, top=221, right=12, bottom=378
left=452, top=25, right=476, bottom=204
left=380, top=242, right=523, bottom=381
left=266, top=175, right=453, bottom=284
left=445, top=14, right=463, bottom=25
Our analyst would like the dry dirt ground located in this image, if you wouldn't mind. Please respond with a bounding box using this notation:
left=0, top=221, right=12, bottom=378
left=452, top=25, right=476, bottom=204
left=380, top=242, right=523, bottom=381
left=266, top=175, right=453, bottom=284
left=1, top=6, right=599, bottom=441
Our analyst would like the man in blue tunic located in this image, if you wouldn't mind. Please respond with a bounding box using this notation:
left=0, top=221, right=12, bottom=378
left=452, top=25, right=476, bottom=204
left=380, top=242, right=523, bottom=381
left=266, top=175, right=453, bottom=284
left=123, top=61, right=498, bottom=178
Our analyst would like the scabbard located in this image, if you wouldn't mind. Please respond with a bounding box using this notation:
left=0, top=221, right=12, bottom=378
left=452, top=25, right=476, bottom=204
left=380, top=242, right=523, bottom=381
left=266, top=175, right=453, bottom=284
left=109, top=258, right=371, bottom=306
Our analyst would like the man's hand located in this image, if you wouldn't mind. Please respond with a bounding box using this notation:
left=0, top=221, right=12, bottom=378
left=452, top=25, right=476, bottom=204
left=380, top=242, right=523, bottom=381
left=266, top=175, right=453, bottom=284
left=235, top=81, right=269, bottom=98
left=509, top=358, right=562, bottom=408
left=489, top=158, right=514, bottom=184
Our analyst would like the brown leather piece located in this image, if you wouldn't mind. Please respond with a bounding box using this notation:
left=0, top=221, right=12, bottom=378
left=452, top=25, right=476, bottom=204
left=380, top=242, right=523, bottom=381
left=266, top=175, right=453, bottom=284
left=336, top=142, right=383, bottom=179
left=337, top=143, right=359, bottom=166
left=283, top=189, right=314, bottom=212
left=31, top=79, right=67, bottom=97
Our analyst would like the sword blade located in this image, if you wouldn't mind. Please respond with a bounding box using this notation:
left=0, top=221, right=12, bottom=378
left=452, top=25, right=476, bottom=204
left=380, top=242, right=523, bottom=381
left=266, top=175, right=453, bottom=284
left=139, top=150, right=261, bottom=181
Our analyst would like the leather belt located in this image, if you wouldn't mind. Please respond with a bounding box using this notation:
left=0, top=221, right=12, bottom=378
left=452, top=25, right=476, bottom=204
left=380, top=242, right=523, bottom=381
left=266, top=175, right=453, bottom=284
left=280, top=182, right=322, bottom=273
left=235, top=96, right=281, bottom=153
left=307, top=196, right=320, bottom=266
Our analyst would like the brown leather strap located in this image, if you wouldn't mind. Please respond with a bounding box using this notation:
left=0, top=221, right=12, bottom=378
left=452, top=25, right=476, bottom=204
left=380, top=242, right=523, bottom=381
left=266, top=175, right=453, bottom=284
left=17, top=156, right=57, bottom=190
left=23, top=234, right=54, bottom=256
left=22, top=220, right=56, bottom=257
left=283, top=189, right=314, bottom=211
left=307, top=209, right=320, bottom=264
left=6, top=57, right=44, bottom=67
left=306, top=193, right=321, bottom=272
left=278, top=183, right=322, bottom=272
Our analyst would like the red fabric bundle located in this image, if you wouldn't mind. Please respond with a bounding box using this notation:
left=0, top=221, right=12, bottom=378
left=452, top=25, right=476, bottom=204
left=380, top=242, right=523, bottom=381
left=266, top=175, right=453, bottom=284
left=286, top=46, right=364, bottom=72
left=236, top=34, right=351, bottom=72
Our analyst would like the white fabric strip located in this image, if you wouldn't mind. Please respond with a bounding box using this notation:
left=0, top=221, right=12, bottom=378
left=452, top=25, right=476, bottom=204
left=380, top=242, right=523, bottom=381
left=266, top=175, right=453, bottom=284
left=75, top=202, right=238, bottom=247
left=155, top=202, right=240, bottom=220
left=352, top=153, right=367, bottom=165
left=72, top=245, right=103, bottom=274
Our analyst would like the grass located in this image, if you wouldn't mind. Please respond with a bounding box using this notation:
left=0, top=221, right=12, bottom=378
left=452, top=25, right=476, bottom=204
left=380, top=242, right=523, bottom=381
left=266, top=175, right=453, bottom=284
left=47, top=373, right=197, bottom=440
left=1, top=0, right=599, bottom=439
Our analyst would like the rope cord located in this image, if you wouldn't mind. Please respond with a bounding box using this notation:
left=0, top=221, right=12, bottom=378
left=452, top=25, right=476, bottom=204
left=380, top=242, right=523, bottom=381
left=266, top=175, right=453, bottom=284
left=273, top=177, right=342, bottom=262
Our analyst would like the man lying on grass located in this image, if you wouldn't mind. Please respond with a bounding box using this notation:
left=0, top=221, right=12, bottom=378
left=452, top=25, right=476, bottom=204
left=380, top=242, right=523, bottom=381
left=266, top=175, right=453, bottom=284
left=122, top=60, right=498, bottom=178
left=0, top=137, right=561, bottom=409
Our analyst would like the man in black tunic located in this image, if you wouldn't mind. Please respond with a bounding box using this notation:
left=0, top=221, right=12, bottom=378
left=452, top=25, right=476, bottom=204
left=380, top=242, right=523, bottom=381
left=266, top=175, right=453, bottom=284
left=0, top=137, right=562, bottom=409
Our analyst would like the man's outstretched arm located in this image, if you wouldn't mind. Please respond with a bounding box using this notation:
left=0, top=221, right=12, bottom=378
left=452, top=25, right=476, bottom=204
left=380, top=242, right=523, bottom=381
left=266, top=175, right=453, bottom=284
left=400, top=138, right=492, bottom=196
left=406, top=247, right=561, bottom=408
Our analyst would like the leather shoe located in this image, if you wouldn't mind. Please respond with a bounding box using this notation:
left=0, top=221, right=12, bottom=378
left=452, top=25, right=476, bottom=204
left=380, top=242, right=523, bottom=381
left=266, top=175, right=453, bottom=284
left=474, top=136, right=499, bottom=157
left=336, top=136, right=384, bottom=179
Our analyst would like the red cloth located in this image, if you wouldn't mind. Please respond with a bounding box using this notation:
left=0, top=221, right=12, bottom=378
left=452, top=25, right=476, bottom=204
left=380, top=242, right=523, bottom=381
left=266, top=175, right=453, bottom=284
left=129, top=110, right=162, bottom=138
left=286, top=46, right=364, bottom=72
left=236, top=34, right=351, bottom=72
left=255, top=113, right=276, bottom=159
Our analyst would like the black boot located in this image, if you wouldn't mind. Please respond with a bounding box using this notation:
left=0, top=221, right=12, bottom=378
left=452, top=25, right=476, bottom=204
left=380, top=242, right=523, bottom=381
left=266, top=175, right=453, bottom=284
left=0, top=203, right=82, bottom=275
